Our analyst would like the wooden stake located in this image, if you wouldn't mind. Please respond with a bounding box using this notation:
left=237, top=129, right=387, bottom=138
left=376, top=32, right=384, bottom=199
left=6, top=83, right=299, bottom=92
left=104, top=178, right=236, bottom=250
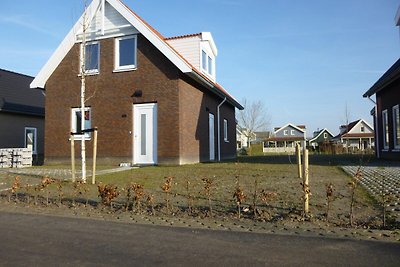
left=303, top=149, right=309, bottom=213
left=92, top=128, right=98, bottom=185
left=71, top=134, right=76, bottom=182
left=296, top=143, right=302, bottom=179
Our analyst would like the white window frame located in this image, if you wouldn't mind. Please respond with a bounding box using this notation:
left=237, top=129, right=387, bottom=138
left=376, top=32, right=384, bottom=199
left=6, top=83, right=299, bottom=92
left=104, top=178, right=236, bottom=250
left=24, top=127, right=37, bottom=155
left=382, top=109, right=389, bottom=150
left=290, top=130, right=295, bottom=136
left=223, top=119, right=228, bottom=142
left=284, top=130, right=288, bottom=136
left=80, top=41, right=100, bottom=75
left=71, top=107, right=92, bottom=140
left=114, top=35, right=137, bottom=71
left=393, top=105, right=400, bottom=149
left=201, top=49, right=215, bottom=77
left=323, top=132, right=328, bottom=139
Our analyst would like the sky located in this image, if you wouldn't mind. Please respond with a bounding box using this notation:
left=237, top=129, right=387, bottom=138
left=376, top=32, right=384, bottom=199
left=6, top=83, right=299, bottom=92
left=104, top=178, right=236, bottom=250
left=1, top=0, right=399, bottom=136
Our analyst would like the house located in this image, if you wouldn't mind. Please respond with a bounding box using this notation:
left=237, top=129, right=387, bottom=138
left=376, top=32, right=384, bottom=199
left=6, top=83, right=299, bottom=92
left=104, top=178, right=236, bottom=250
left=252, top=131, right=271, bottom=144
left=30, top=0, right=243, bottom=165
left=263, top=123, right=306, bottom=153
left=0, top=69, right=45, bottom=162
left=236, top=126, right=250, bottom=150
left=332, top=119, right=374, bottom=151
left=363, top=59, right=400, bottom=159
left=307, top=128, right=334, bottom=151
left=362, top=8, right=400, bottom=160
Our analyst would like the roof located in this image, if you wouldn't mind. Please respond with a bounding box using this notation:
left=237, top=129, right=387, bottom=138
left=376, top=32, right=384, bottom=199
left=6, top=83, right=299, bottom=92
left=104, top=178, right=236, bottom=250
left=363, top=58, right=400, bottom=97
left=333, top=119, right=374, bottom=140
left=274, top=123, right=306, bottom=133
left=165, top=33, right=202, bottom=40
left=30, top=0, right=242, bottom=110
left=308, top=128, right=333, bottom=143
left=0, top=69, right=45, bottom=117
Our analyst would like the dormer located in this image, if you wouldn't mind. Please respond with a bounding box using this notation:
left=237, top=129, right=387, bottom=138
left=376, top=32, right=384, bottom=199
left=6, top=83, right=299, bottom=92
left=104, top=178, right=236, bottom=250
left=166, top=32, right=218, bottom=81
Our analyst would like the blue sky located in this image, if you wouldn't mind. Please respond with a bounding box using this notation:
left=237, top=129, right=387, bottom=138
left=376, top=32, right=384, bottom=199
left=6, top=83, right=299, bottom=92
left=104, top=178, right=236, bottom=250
left=1, top=0, right=399, bottom=136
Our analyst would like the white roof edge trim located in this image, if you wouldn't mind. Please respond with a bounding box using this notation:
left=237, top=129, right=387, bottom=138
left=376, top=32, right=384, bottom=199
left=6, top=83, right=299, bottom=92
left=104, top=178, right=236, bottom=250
left=107, top=0, right=192, bottom=72
left=30, top=0, right=101, bottom=89
left=31, top=0, right=192, bottom=89
left=275, top=123, right=305, bottom=134
left=309, top=128, right=333, bottom=142
left=201, top=32, right=218, bottom=56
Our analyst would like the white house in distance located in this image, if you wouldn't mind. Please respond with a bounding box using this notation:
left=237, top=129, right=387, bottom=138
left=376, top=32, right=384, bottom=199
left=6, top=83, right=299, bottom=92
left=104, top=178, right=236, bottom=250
left=332, top=119, right=374, bottom=150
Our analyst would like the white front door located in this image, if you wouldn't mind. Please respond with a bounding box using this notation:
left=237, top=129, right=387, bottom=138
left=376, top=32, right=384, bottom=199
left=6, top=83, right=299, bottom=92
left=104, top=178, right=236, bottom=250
left=133, top=103, right=157, bottom=165
left=209, top=113, right=215, bottom=161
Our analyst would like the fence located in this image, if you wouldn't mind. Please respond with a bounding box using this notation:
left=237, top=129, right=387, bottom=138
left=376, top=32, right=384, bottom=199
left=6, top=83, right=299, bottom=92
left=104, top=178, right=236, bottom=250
left=0, top=148, right=33, bottom=168
left=262, top=147, right=296, bottom=154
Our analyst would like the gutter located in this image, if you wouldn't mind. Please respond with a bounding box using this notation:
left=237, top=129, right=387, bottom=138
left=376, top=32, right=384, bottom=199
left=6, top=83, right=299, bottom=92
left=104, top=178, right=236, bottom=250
left=217, top=97, right=227, bottom=161
left=367, top=96, right=380, bottom=158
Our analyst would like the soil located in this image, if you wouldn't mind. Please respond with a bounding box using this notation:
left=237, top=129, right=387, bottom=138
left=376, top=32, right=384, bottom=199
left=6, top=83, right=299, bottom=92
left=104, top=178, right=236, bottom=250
left=1, top=163, right=399, bottom=243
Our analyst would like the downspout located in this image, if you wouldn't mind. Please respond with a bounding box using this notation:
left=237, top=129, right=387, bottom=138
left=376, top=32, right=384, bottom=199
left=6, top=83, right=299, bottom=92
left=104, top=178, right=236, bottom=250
left=367, top=96, right=379, bottom=158
left=217, top=97, right=227, bottom=161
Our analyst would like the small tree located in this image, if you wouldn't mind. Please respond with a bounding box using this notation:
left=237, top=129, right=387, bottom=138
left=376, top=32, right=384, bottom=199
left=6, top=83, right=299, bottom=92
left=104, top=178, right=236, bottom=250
left=161, top=176, right=173, bottom=212
left=233, top=183, right=246, bottom=219
left=348, top=167, right=362, bottom=226
left=202, top=177, right=214, bottom=216
left=237, top=98, right=270, bottom=153
left=325, top=182, right=335, bottom=222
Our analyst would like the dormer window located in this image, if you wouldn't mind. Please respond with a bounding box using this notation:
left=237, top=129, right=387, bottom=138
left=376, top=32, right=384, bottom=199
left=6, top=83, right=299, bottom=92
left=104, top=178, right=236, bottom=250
left=201, top=49, right=214, bottom=77
left=115, top=35, right=137, bottom=71
left=82, top=42, right=100, bottom=74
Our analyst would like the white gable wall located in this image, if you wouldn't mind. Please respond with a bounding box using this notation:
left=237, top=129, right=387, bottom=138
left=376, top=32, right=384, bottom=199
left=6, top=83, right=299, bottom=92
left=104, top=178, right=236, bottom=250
left=349, top=120, right=374, bottom=134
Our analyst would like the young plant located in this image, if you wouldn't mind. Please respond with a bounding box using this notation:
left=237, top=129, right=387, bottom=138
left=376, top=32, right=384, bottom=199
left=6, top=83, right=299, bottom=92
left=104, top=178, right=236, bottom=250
left=39, top=176, right=55, bottom=206
left=146, top=193, right=155, bottom=215
left=202, top=177, right=214, bottom=216
left=325, top=182, right=335, bottom=222
left=9, top=176, right=21, bottom=202
left=185, top=179, right=194, bottom=214
left=161, top=176, right=173, bottom=212
left=348, top=167, right=362, bottom=226
left=98, top=183, right=119, bottom=208
left=56, top=180, right=64, bottom=207
left=252, top=175, right=259, bottom=219
left=233, top=183, right=246, bottom=219
left=259, top=189, right=277, bottom=217
left=132, top=183, right=145, bottom=213
left=24, top=183, right=33, bottom=205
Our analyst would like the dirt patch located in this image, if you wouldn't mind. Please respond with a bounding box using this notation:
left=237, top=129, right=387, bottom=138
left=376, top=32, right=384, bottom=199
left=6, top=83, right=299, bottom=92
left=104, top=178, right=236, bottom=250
left=0, top=160, right=399, bottom=243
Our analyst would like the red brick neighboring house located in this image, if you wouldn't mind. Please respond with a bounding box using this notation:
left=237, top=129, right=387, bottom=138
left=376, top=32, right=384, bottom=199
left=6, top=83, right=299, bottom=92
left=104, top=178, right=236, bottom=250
left=30, top=0, right=243, bottom=165
left=363, top=59, right=400, bottom=160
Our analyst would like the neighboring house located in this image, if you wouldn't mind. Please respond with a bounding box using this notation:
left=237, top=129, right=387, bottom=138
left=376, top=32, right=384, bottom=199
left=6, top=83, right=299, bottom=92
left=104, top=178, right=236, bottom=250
left=252, top=131, right=271, bottom=144
left=30, top=0, right=243, bottom=165
left=362, top=8, right=400, bottom=160
left=308, top=128, right=334, bottom=150
left=332, top=119, right=374, bottom=150
left=263, top=123, right=306, bottom=153
left=236, top=126, right=255, bottom=150
left=363, top=59, right=400, bottom=160
left=0, top=69, right=45, bottom=162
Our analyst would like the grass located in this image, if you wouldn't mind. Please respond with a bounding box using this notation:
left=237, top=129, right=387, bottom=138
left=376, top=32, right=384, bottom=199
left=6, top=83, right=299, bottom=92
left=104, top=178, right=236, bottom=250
left=1, top=154, right=386, bottom=228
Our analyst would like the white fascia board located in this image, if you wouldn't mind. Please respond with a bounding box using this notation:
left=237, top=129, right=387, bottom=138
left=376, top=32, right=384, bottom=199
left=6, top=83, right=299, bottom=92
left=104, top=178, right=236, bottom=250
left=30, top=0, right=101, bottom=89
left=107, top=0, right=191, bottom=73
left=275, top=123, right=305, bottom=134
left=31, top=0, right=192, bottom=89
left=201, top=32, right=218, bottom=56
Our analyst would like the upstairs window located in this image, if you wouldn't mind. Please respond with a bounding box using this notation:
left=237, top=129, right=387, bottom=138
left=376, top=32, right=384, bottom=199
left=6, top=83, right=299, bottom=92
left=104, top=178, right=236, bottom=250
left=382, top=110, right=389, bottom=149
left=324, top=132, right=328, bottom=139
left=201, top=49, right=214, bottom=77
left=115, top=36, right=137, bottom=71
left=71, top=107, right=91, bottom=140
left=361, top=126, right=365, bottom=132
left=393, top=105, right=400, bottom=149
left=290, top=130, right=295, bottom=136
left=82, top=42, right=100, bottom=74
left=283, top=130, right=288, bottom=136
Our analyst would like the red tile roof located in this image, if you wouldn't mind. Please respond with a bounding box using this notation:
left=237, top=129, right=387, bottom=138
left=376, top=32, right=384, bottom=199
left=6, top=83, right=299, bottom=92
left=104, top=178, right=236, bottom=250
left=165, top=33, right=202, bottom=40
left=117, top=0, right=241, bottom=108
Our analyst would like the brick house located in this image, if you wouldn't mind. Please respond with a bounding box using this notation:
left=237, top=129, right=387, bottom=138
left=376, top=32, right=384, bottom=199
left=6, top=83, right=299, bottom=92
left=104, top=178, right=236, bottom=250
left=30, top=0, right=243, bottom=165
left=363, top=59, right=400, bottom=160
left=0, top=69, right=45, bottom=163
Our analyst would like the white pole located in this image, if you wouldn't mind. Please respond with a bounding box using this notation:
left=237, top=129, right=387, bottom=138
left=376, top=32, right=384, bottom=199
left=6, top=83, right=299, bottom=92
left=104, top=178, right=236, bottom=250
left=80, top=3, right=88, bottom=183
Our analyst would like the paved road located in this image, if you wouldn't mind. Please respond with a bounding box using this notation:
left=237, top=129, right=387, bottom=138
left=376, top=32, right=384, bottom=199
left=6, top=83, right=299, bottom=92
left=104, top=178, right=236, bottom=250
left=0, top=212, right=399, bottom=266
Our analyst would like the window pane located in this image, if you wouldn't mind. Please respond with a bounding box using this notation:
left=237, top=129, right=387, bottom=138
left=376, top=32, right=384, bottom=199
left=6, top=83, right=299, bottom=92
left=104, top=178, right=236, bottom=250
left=141, top=114, right=146, bottom=155
left=383, top=111, right=389, bottom=148
left=85, top=43, right=99, bottom=71
left=119, top=38, right=136, bottom=67
left=202, top=50, right=207, bottom=71
left=394, top=107, right=400, bottom=147
left=76, top=111, right=82, bottom=133
left=208, top=56, right=213, bottom=75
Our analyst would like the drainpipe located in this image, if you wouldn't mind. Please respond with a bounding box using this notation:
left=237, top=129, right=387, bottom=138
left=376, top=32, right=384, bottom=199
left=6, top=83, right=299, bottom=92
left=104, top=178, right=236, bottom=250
left=367, top=96, right=379, bottom=158
left=217, top=97, right=227, bottom=161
